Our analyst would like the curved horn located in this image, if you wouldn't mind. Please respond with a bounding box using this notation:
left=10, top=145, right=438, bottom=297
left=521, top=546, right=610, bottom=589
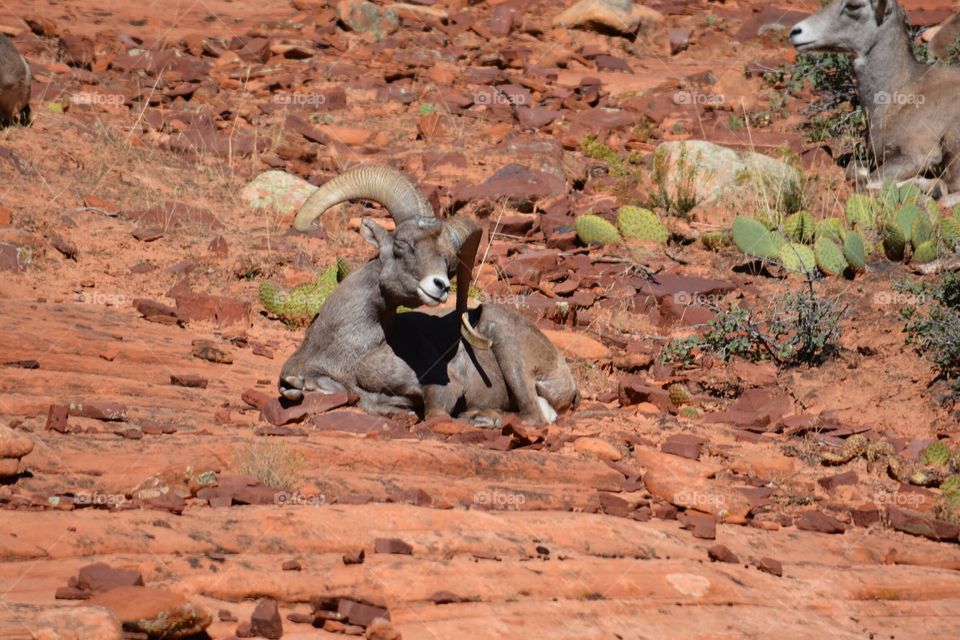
left=443, top=215, right=491, bottom=349
left=293, top=166, right=434, bottom=232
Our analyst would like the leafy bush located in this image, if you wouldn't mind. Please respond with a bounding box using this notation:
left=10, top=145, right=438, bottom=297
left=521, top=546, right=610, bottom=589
left=898, top=273, right=960, bottom=402
left=662, top=282, right=844, bottom=367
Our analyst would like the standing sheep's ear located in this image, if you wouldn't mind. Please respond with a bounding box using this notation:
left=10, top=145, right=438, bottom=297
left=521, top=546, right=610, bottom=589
left=360, top=219, right=392, bottom=258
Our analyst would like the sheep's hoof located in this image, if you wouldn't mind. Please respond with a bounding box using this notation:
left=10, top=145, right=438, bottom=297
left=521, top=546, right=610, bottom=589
left=460, top=408, right=502, bottom=429
left=280, top=375, right=305, bottom=401
left=280, top=388, right=303, bottom=401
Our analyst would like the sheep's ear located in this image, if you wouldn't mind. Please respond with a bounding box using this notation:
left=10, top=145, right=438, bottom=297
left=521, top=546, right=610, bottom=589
left=872, top=0, right=889, bottom=24
left=360, top=218, right=391, bottom=254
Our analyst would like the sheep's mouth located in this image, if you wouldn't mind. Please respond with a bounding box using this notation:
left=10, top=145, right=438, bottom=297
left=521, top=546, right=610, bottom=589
left=791, top=39, right=816, bottom=50
left=417, top=286, right=446, bottom=306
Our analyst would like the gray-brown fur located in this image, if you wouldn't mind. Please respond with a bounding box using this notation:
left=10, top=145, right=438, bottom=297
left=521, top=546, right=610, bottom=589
left=0, top=34, right=30, bottom=126
left=278, top=166, right=578, bottom=425
left=791, top=0, right=960, bottom=206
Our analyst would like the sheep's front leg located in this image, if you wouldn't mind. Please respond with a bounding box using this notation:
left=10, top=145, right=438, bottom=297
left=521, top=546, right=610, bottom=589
left=354, top=344, right=423, bottom=412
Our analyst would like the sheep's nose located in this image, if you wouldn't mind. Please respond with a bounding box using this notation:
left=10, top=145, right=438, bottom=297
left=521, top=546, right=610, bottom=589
left=790, top=26, right=802, bottom=38
left=433, top=277, right=451, bottom=294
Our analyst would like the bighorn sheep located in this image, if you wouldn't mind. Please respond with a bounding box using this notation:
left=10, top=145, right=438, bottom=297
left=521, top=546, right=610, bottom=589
left=278, top=166, right=578, bottom=425
left=0, top=34, right=30, bottom=126
left=790, top=0, right=960, bottom=207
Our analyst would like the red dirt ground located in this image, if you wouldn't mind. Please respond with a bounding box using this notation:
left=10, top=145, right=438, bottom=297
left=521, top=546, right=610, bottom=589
left=2, top=0, right=960, bottom=638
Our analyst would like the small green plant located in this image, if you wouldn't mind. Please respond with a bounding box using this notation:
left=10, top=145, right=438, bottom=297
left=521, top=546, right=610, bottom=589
left=898, top=273, right=960, bottom=403
left=233, top=438, right=305, bottom=490
left=580, top=135, right=640, bottom=178
left=419, top=102, right=436, bottom=116
left=649, top=144, right=699, bottom=217
left=661, top=282, right=844, bottom=367
left=726, top=114, right=746, bottom=132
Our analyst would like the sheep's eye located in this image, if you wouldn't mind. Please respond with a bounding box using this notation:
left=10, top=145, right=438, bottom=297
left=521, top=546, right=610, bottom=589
left=843, top=1, right=864, bottom=13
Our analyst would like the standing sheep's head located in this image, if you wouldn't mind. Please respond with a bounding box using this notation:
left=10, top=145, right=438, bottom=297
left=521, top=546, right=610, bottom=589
left=790, top=0, right=900, bottom=56
left=293, top=165, right=490, bottom=346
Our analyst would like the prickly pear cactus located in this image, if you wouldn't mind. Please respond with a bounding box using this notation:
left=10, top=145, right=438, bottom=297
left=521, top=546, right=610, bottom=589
left=754, top=209, right=782, bottom=231
left=778, top=242, right=817, bottom=274
left=814, top=237, right=848, bottom=276
left=894, top=204, right=923, bottom=243
left=922, top=442, right=952, bottom=467
left=678, top=406, right=699, bottom=419
left=911, top=240, right=939, bottom=264
left=701, top=230, right=733, bottom=251
left=911, top=216, right=935, bottom=248
left=616, top=206, right=668, bottom=244
left=668, top=383, right=693, bottom=407
left=845, top=194, right=878, bottom=230
left=259, top=264, right=340, bottom=327
left=576, top=214, right=621, bottom=246
left=941, top=217, right=960, bottom=252
left=732, top=216, right=779, bottom=260
left=784, top=211, right=815, bottom=244
left=843, top=230, right=867, bottom=273
left=815, top=217, right=845, bottom=243
left=882, top=221, right=906, bottom=261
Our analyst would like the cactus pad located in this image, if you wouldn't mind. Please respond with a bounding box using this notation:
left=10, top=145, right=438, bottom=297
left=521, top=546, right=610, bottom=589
left=732, top=216, right=779, bottom=260
left=911, top=239, right=939, bottom=264
left=894, top=204, right=923, bottom=243
left=576, top=214, right=621, bottom=246
left=668, top=383, right=693, bottom=407
left=922, top=442, right=952, bottom=467
left=882, top=221, right=906, bottom=261
left=814, top=237, right=848, bottom=276
left=845, top=194, right=879, bottom=230
left=616, top=206, right=668, bottom=244
left=259, top=265, right=340, bottom=327
left=815, top=217, right=846, bottom=243
left=778, top=242, right=817, bottom=274
left=678, top=406, right=699, bottom=419
left=754, top=210, right=782, bottom=231
left=842, top=231, right=867, bottom=273
left=941, top=217, right=960, bottom=253
left=783, top=211, right=815, bottom=244
left=911, top=216, right=935, bottom=248
left=701, top=230, right=733, bottom=251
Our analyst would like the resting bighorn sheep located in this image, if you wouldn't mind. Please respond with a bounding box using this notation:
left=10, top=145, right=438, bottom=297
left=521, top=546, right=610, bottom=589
left=0, top=34, right=30, bottom=126
left=278, top=166, right=578, bottom=425
left=790, top=0, right=960, bottom=206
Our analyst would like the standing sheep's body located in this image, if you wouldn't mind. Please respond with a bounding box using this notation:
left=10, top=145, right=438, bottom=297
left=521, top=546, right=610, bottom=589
left=0, top=34, right=30, bottom=126
left=791, top=0, right=960, bottom=206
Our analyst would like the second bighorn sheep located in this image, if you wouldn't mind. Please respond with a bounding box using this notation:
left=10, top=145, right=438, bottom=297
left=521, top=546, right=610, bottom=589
left=278, top=166, right=578, bottom=425
left=790, top=0, right=960, bottom=206
left=0, top=34, right=30, bottom=127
